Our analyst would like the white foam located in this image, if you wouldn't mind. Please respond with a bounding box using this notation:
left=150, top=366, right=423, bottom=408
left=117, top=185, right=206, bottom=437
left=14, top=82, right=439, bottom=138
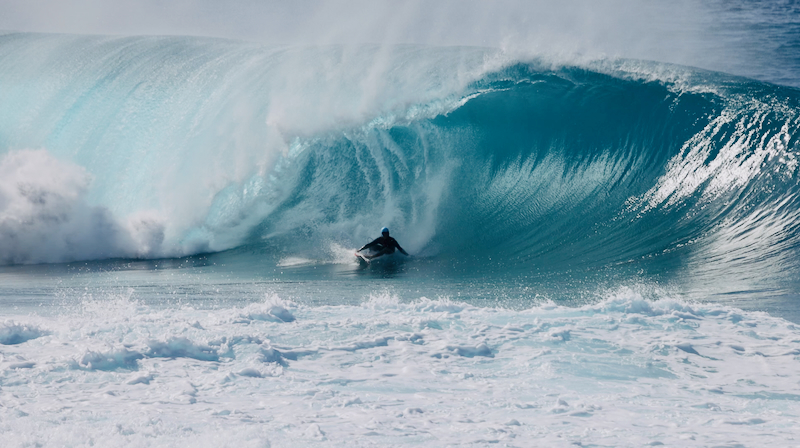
left=276, top=256, right=315, bottom=267
left=0, top=149, right=164, bottom=264
left=0, top=321, right=46, bottom=345
left=1, top=290, right=799, bottom=446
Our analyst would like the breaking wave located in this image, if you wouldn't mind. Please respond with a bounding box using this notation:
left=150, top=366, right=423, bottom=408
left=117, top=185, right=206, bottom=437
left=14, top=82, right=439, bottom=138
left=1, top=32, right=799, bottom=286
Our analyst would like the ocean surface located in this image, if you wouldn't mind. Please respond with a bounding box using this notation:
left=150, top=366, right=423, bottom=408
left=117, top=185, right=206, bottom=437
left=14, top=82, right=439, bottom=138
left=2, top=2, right=800, bottom=447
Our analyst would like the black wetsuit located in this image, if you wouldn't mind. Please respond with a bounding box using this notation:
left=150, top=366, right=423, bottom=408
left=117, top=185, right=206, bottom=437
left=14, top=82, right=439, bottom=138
left=359, top=236, right=408, bottom=258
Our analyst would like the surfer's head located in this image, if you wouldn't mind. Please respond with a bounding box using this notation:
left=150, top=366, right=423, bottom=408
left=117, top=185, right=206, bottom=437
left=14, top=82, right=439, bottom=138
left=381, top=227, right=389, bottom=236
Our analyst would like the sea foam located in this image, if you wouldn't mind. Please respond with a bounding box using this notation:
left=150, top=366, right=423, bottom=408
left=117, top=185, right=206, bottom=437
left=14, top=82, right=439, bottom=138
left=0, top=149, right=164, bottom=264
left=1, top=291, right=799, bottom=447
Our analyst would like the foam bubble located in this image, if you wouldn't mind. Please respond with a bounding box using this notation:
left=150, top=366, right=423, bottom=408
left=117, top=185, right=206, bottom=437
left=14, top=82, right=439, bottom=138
left=0, top=321, right=46, bottom=345
left=0, top=149, right=164, bottom=264
left=2, top=294, right=800, bottom=446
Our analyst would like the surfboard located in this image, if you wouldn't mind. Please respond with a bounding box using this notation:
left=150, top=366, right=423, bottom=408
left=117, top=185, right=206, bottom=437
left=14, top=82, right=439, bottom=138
left=355, top=253, right=369, bottom=265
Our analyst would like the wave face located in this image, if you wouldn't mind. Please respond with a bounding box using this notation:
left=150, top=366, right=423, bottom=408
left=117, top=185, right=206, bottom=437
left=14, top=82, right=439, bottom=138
left=2, top=33, right=800, bottom=292
left=244, top=65, right=800, bottom=293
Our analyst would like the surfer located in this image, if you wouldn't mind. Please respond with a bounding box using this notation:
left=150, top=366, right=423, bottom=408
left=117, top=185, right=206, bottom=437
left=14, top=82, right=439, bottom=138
left=356, top=227, right=409, bottom=260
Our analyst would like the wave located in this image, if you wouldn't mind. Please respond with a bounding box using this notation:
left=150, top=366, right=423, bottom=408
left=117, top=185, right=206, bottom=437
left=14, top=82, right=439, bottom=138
left=1, top=32, right=800, bottom=288
left=245, top=64, right=800, bottom=285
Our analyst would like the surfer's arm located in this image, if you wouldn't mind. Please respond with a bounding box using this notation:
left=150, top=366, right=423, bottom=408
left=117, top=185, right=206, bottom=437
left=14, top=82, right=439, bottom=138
left=358, top=238, right=381, bottom=252
left=393, top=240, right=409, bottom=256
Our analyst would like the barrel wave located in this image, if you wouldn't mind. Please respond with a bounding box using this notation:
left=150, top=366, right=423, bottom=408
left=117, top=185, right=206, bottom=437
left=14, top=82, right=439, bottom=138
left=1, top=33, right=800, bottom=296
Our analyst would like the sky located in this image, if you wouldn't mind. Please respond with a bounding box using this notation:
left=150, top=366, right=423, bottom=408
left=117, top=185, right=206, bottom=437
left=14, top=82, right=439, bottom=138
left=0, top=0, right=797, bottom=86
left=0, top=0, right=705, bottom=58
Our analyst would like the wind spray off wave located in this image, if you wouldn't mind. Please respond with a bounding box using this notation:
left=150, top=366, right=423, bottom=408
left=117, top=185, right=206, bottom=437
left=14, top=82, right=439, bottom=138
left=0, top=33, right=495, bottom=262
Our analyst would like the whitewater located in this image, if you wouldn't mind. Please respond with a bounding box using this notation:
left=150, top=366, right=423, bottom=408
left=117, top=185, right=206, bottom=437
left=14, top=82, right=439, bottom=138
left=3, top=2, right=800, bottom=447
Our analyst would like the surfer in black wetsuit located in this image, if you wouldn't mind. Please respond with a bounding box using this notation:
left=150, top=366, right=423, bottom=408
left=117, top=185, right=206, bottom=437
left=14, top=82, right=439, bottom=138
left=356, top=227, right=409, bottom=260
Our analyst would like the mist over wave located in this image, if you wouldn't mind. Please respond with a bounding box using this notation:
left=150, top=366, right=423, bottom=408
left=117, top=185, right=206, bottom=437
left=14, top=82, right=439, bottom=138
left=1, top=32, right=799, bottom=290
left=0, top=33, right=496, bottom=262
